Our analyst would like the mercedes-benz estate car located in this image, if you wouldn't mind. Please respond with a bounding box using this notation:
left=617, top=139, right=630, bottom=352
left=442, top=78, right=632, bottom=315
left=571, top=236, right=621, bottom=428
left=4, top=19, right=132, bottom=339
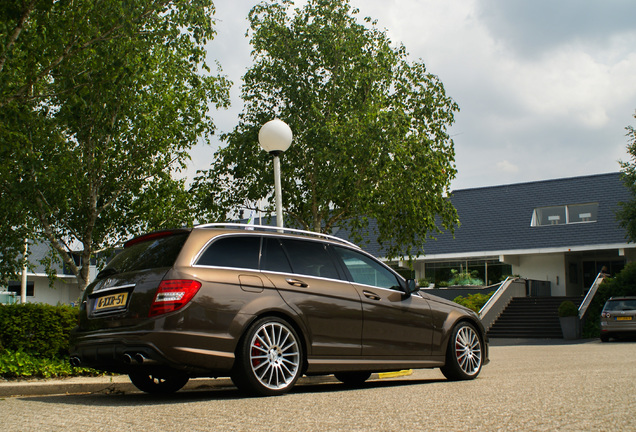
left=70, top=224, right=489, bottom=396
left=600, top=296, right=636, bottom=342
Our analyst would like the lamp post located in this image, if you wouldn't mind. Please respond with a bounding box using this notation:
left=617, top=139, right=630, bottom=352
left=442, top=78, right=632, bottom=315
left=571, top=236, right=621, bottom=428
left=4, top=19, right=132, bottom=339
left=258, top=119, right=293, bottom=228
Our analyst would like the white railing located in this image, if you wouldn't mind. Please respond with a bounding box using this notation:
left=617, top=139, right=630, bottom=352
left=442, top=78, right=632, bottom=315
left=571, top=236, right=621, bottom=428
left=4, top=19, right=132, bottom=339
left=479, top=277, right=527, bottom=331
left=578, top=272, right=608, bottom=319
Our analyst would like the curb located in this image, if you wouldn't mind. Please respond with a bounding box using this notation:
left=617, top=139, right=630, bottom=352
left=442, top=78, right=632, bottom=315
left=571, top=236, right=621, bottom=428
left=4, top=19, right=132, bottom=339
left=0, top=371, right=412, bottom=398
left=0, top=376, right=230, bottom=398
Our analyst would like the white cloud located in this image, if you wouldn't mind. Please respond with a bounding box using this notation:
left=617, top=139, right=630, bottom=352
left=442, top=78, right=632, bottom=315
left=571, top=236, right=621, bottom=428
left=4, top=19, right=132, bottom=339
left=496, top=160, right=519, bottom=174
left=188, top=0, right=636, bottom=191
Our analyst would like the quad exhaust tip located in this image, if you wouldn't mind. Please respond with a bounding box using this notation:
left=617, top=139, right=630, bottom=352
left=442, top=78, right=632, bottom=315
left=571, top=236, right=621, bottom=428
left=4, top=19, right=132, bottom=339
left=122, top=352, right=157, bottom=365
left=70, top=353, right=156, bottom=367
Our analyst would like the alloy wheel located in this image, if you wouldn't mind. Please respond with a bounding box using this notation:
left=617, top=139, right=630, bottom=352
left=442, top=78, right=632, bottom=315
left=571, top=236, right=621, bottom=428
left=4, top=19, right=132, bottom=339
left=248, top=321, right=301, bottom=391
left=454, top=324, right=482, bottom=376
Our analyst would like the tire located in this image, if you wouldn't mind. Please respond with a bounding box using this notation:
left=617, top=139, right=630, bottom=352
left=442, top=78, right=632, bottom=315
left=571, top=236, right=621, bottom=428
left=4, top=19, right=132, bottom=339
left=334, top=371, right=372, bottom=386
left=128, top=369, right=189, bottom=394
left=440, top=322, right=483, bottom=381
left=232, top=317, right=303, bottom=396
left=600, top=334, right=610, bottom=342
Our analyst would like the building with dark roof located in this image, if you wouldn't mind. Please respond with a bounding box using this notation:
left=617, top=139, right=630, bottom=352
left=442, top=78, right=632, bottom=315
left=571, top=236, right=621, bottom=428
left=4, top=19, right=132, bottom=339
left=398, top=172, right=634, bottom=296
left=3, top=172, right=633, bottom=305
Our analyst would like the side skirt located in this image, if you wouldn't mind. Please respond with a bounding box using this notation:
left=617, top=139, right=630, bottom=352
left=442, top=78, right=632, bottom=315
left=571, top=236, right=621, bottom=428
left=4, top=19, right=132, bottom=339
left=305, top=356, right=445, bottom=375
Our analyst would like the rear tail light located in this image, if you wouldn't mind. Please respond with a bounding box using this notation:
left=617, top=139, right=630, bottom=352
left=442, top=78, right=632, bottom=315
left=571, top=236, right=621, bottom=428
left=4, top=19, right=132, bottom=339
left=149, top=280, right=202, bottom=317
left=601, top=312, right=611, bottom=318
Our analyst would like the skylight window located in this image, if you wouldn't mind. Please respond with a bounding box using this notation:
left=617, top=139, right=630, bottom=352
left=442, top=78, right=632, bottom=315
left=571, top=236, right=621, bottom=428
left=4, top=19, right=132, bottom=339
left=531, top=203, right=598, bottom=227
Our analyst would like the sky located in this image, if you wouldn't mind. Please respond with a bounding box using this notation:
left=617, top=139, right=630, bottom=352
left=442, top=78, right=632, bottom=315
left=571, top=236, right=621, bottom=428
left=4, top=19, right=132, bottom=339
left=190, top=0, right=636, bottom=191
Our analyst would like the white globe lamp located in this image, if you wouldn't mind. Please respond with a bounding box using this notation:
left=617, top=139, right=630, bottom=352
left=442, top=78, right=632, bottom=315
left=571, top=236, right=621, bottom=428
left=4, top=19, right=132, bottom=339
left=258, top=119, right=293, bottom=228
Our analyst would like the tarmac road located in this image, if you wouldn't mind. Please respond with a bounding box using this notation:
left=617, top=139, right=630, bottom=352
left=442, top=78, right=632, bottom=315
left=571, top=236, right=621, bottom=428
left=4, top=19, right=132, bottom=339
left=1, top=339, right=635, bottom=431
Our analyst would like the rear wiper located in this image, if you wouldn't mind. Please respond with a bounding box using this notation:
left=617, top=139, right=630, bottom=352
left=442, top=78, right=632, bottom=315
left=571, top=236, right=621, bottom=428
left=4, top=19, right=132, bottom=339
left=96, top=267, right=119, bottom=279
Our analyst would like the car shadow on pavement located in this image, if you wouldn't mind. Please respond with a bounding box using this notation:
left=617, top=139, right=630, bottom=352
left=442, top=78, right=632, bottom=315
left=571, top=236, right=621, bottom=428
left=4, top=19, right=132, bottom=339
left=18, top=377, right=446, bottom=407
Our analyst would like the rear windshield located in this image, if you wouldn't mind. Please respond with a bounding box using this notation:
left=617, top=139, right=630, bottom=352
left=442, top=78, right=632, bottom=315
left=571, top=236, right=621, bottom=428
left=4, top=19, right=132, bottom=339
left=101, top=232, right=190, bottom=276
left=603, top=299, right=636, bottom=311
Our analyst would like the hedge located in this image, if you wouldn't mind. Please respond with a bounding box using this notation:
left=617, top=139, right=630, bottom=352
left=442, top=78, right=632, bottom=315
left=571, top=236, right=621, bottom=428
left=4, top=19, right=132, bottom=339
left=453, top=292, right=494, bottom=313
left=0, top=303, right=78, bottom=359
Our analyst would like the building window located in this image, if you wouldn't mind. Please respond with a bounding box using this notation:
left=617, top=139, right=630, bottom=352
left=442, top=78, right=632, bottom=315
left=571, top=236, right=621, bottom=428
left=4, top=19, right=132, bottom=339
left=568, top=203, right=598, bottom=223
left=7, top=281, right=34, bottom=296
left=531, top=203, right=598, bottom=227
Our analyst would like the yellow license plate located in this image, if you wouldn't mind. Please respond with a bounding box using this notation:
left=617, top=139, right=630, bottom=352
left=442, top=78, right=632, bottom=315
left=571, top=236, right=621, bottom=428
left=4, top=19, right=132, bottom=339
left=616, top=316, right=632, bottom=321
left=95, top=292, right=128, bottom=312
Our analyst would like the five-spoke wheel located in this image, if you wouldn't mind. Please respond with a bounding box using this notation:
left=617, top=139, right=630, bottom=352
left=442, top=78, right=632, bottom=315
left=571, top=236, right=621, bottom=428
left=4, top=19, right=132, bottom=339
left=440, top=322, right=483, bottom=381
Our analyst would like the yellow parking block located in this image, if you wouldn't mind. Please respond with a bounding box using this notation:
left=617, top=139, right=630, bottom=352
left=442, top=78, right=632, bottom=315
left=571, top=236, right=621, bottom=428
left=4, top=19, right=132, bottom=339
left=378, top=369, right=413, bottom=379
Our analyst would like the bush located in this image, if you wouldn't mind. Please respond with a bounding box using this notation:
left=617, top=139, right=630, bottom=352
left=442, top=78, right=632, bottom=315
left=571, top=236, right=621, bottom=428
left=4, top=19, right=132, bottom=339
left=582, top=262, right=636, bottom=337
left=558, top=300, right=578, bottom=317
left=0, top=349, right=98, bottom=379
left=448, top=270, right=484, bottom=287
left=453, top=292, right=494, bottom=313
left=0, top=303, right=78, bottom=359
left=0, top=303, right=104, bottom=379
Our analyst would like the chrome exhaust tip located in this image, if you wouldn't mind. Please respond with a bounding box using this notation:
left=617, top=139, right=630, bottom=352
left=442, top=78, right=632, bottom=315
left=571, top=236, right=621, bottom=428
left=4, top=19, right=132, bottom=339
left=134, top=353, right=158, bottom=365
left=134, top=353, right=147, bottom=364
left=70, top=356, right=81, bottom=367
left=122, top=353, right=133, bottom=364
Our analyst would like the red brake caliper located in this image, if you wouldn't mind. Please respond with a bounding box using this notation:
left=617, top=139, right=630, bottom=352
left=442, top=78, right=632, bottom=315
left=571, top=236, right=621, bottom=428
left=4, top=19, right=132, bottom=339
left=252, top=340, right=261, bottom=367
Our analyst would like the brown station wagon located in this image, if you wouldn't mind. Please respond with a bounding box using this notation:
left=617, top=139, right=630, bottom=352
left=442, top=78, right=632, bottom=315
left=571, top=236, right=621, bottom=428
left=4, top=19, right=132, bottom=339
left=70, top=224, right=489, bottom=396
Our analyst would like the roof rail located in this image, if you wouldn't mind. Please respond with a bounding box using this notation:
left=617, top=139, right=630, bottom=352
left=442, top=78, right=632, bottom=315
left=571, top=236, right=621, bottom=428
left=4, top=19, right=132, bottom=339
left=195, top=223, right=359, bottom=248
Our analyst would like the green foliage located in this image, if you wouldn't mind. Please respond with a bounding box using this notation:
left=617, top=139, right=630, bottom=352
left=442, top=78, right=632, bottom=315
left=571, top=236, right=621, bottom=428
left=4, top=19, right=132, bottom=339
left=0, top=349, right=98, bottom=379
left=453, top=292, right=494, bottom=313
left=582, top=262, right=636, bottom=337
left=0, top=303, right=77, bottom=358
left=448, top=269, right=484, bottom=286
left=617, top=111, right=636, bottom=240
left=193, top=0, right=459, bottom=260
left=558, top=300, right=578, bottom=317
left=0, top=303, right=101, bottom=379
left=0, top=0, right=230, bottom=289
left=418, top=278, right=432, bottom=287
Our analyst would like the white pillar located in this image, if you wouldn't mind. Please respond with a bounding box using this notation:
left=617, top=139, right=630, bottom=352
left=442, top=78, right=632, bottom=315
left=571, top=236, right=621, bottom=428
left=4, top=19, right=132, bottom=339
left=20, top=239, right=28, bottom=303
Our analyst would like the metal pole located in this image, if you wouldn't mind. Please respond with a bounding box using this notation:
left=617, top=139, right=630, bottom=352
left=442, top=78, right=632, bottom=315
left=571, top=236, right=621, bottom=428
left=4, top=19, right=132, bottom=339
left=273, top=153, right=283, bottom=228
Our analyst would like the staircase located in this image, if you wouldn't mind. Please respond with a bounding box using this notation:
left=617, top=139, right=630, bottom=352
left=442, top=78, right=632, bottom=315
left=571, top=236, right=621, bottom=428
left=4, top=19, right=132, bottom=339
left=487, top=297, right=583, bottom=339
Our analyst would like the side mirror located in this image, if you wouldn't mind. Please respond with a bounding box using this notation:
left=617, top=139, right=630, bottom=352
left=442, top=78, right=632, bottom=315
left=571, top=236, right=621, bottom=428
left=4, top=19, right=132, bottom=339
left=404, top=279, right=419, bottom=296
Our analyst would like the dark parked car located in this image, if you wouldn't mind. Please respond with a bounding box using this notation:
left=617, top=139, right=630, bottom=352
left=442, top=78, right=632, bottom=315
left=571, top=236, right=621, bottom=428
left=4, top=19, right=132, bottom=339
left=600, top=296, right=636, bottom=342
left=70, top=224, right=489, bottom=396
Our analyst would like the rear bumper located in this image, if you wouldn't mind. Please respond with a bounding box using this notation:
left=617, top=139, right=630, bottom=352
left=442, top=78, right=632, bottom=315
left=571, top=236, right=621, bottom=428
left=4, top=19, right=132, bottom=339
left=70, top=329, right=236, bottom=376
left=600, top=320, right=636, bottom=333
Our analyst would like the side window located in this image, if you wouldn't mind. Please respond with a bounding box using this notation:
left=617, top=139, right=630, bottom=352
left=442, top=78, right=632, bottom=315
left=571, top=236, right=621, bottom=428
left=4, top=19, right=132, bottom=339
left=334, top=246, right=401, bottom=290
left=280, top=239, right=341, bottom=280
left=261, top=237, right=293, bottom=273
left=196, top=236, right=261, bottom=269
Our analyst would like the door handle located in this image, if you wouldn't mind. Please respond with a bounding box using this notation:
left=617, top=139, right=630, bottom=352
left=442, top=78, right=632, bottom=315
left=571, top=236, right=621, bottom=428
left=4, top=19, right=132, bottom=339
left=286, top=278, right=308, bottom=288
left=363, top=290, right=381, bottom=301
